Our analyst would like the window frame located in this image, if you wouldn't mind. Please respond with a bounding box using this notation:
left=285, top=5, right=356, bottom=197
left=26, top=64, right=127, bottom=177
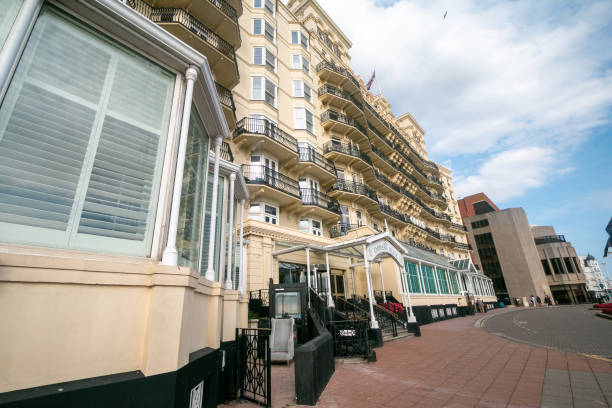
left=248, top=202, right=278, bottom=225
left=299, top=218, right=322, bottom=236
left=293, top=106, right=314, bottom=134
left=290, top=30, right=309, bottom=49
left=251, top=75, right=277, bottom=108
left=253, top=46, right=276, bottom=73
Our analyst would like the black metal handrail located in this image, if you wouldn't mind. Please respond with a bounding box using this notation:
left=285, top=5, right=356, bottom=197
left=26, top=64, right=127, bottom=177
left=534, top=235, right=566, bottom=245
left=242, top=165, right=301, bottom=198
left=134, top=4, right=237, bottom=63
left=215, top=82, right=236, bottom=113
left=329, top=223, right=359, bottom=238
left=318, top=85, right=364, bottom=111
left=322, top=141, right=372, bottom=165
left=298, top=146, right=336, bottom=175
left=401, top=239, right=438, bottom=254
left=357, top=298, right=397, bottom=337
left=328, top=319, right=371, bottom=358
left=328, top=179, right=377, bottom=202
left=316, top=61, right=360, bottom=89
left=235, top=117, right=298, bottom=153
left=249, top=289, right=269, bottom=306
left=309, top=288, right=328, bottom=325
left=300, top=189, right=341, bottom=214
left=321, top=110, right=367, bottom=137
left=206, top=0, right=238, bottom=21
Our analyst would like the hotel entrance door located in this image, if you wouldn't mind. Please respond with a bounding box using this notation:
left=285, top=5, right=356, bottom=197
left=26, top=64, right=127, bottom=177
left=331, top=273, right=345, bottom=297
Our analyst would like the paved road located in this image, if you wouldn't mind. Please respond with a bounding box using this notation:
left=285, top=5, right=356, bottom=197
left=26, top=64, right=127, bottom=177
left=483, top=305, right=612, bottom=359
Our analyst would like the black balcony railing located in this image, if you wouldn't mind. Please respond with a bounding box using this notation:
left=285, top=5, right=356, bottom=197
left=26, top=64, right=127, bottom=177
left=329, top=223, right=360, bottom=238
left=300, top=189, right=341, bottom=214
left=316, top=61, right=360, bottom=89
left=322, top=141, right=372, bottom=166
left=401, top=239, right=438, bottom=254
left=215, top=82, right=236, bottom=114
left=328, top=179, right=377, bottom=202
left=455, top=242, right=472, bottom=250
left=129, top=3, right=237, bottom=65
left=211, top=141, right=234, bottom=162
left=450, top=222, right=467, bottom=232
left=206, top=0, right=238, bottom=22
left=298, top=146, right=336, bottom=175
left=318, top=85, right=363, bottom=111
left=534, top=235, right=566, bottom=245
left=242, top=165, right=300, bottom=198
left=235, top=118, right=298, bottom=154
left=379, top=203, right=408, bottom=224
left=321, top=110, right=367, bottom=137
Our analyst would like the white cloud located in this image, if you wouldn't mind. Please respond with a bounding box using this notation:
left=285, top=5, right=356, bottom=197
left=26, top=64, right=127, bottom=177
left=318, top=1, right=612, bottom=148
left=316, top=0, right=612, bottom=200
left=453, top=146, right=573, bottom=201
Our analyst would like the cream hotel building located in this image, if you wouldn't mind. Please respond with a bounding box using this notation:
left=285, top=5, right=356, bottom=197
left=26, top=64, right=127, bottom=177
left=0, top=0, right=495, bottom=406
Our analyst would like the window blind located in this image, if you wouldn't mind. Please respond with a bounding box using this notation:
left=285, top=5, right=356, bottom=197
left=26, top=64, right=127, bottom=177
left=264, top=21, right=274, bottom=42
left=265, top=49, right=276, bottom=71
left=0, top=6, right=174, bottom=255
left=200, top=174, right=225, bottom=279
left=264, top=79, right=276, bottom=106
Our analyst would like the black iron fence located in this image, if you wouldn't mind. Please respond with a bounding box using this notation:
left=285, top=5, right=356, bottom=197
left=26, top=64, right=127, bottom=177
left=300, top=189, right=341, bottom=214
left=248, top=289, right=269, bottom=318
left=242, top=165, right=301, bottom=198
left=234, top=117, right=298, bottom=154
left=315, top=61, right=360, bottom=89
left=328, top=319, right=371, bottom=358
left=215, top=82, right=236, bottom=113
left=236, top=328, right=271, bottom=407
left=211, top=141, right=234, bottom=162
left=318, top=85, right=364, bottom=111
left=329, top=223, right=359, bottom=238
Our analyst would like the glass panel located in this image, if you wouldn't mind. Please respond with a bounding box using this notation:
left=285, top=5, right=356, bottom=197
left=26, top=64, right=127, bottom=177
left=253, top=47, right=263, bottom=64
left=253, top=19, right=262, bottom=34
left=200, top=174, right=224, bottom=278
left=176, top=107, right=209, bottom=269
left=0, top=6, right=173, bottom=256
left=405, top=261, right=421, bottom=293
left=0, top=0, right=23, bottom=48
left=275, top=292, right=301, bottom=318
left=291, top=31, right=298, bottom=44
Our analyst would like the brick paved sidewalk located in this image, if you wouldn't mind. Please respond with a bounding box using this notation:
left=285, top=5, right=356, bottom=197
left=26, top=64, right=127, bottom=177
left=224, top=307, right=612, bottom=407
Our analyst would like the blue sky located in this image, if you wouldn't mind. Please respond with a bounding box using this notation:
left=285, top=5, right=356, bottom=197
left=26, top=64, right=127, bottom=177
left=318, top=0, right=612, bottom=274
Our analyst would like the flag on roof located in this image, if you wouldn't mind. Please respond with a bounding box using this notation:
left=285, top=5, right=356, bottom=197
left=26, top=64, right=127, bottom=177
left=366, top=70, right=375, bottom=90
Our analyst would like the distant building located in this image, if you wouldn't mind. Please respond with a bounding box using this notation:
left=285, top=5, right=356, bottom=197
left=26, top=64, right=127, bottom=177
left=463, top=204, right=550, bottom=305
left=580, top=255, right=609, bottom=302
left=531, top=226, right=588, bottom=304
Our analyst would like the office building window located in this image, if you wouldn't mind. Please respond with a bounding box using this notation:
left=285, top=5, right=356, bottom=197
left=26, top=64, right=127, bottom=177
left=564, top=257, right=575, bottom=273
left=541, top=260, right=552, bottom=275
left=471, top=219, right=489, bottom=229
left=0, top=6, right=175, bottom=256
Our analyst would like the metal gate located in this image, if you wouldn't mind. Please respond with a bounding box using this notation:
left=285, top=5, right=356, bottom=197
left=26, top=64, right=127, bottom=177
left=236, top=328, right=271, bottom=407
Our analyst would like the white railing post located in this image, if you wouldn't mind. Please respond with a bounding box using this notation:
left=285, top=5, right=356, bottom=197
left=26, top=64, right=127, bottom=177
left=162, top=66, right=198, bottom=266
left=379, top=261, right=386, bottom=303
left=325, top=252, right=334, bottom=307
left=364, top=245, right=378, bottom=329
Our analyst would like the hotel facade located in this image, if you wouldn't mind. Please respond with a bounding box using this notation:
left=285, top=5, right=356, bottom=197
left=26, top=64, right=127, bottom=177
left=0, top=0, right=495, bottom=405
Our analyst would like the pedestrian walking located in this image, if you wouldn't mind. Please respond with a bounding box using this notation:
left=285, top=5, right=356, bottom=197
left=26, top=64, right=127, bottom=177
left=544, top=294, right=551, bottom=307
left=477, top=298, right=484, bottom=313
left=536, top=296, right=541, bottom=306
left=530, top=295, right=536, bottom=307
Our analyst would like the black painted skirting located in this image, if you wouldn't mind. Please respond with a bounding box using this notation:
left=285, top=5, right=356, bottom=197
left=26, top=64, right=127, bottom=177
left=0, top=348, right=222, bottom=408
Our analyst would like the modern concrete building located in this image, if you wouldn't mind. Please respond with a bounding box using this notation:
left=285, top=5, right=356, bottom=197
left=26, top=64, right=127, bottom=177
left=0, top=0, right=495, bottom=405
left=580, top=254, right=610, bottom=302
left=532, top=226, right=588, bottom=304
left=464, top=206, right=550, bottom=305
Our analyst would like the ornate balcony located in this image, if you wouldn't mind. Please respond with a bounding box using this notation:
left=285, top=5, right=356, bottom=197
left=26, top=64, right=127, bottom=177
left=322, top=141, right=372, bottom=172
left=242, top=165, right=301, bottom=207
left=327, top=179, right=378, bottom=207
left=450, top=222, right=467, bottom=232
left=127, top=1, right=239, bottom=88
left=366, top=169, right=401, bottom=198
left=316, top=61, right=360, bottom=94
left=233, top=118, right=298, bottom=163
left=140, top=0, right=241, bottom=46
left=210, top=141, right=233, bottom=162
left=318, top=85, right=363, bottom=119
left=215, top=82, right=236, bottom=130
left=298, top=188, right=342, bottom=222
left=455, top=242, right=472, bottom=250
left=329, top=223, right=360, bottom=239
left=378, top=203, right=408, bottom=226
left=321, top=110, right=368, bottom=144
left=297, top=145, right=336, bottom=183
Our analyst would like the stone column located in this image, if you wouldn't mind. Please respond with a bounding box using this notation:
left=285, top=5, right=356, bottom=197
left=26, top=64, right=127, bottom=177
left=363, top=245, right=378, bottom=329
left=204, top=135, right=224, bottom=281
